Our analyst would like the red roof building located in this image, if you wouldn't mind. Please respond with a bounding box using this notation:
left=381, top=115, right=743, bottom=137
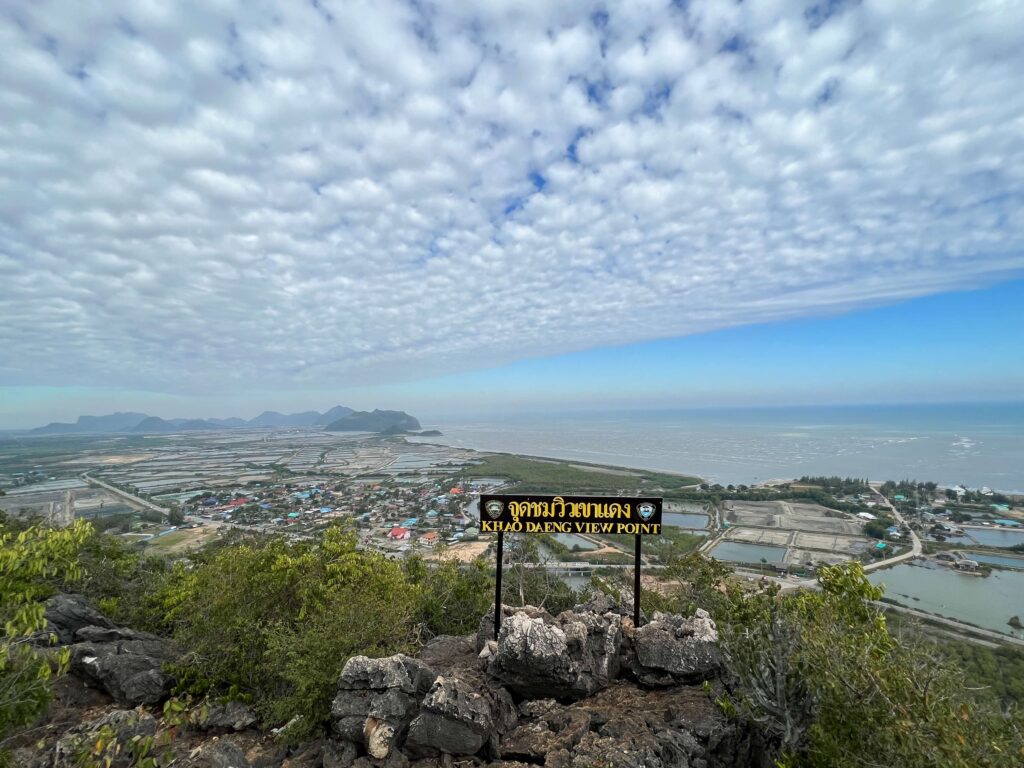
left=388, top=526, right=411, bottom=540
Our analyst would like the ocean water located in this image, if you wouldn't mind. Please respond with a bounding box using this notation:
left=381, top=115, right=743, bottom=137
left=415, top=403, right=1024, bottom=492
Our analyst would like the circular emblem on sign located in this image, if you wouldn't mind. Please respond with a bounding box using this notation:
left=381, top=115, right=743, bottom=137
left=484, top=499, right=505, bottom=520
left=637, top=502, right=656, bottom=521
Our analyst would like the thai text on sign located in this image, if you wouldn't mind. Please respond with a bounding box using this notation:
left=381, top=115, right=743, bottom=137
left=478, top=494, right=662, bottom=536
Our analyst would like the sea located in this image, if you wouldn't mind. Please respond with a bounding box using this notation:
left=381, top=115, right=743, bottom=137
left=414, top=403, right=1024, bottom=493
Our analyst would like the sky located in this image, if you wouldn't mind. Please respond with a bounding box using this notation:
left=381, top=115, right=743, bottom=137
left=2, top=0, right=1023, bottom=429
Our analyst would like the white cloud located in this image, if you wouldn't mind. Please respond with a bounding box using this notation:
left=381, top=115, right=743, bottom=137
left=1, top=0, right=1022, bottom=395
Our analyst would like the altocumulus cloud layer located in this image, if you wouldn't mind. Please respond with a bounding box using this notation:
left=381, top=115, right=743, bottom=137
left=2, top=0, right=1023, bottom=393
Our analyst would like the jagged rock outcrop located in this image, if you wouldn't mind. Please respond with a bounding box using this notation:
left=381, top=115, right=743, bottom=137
left=68, top=625, right=176, bottom=706
left=44, top=593, right=116, bottom=644
left=484, top=605, right=621, bottom=700
left=326, top=603, right=748, bottom=767
left=623, top=609, right=722, bottom=686
left=33, top=599, right=750, bottom=768
left=331, top=655, right=436, bottom=759
left=405, top=676, right=496, bottom=757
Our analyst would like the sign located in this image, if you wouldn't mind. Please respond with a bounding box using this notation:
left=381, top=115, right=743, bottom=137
left=479, top=494, right=662, bottom=536
left=480, top=494, right=663, bottom=637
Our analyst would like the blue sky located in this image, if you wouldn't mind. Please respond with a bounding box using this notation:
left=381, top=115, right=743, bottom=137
left=2, top=278, right=1021, bottom=428
left=2, top=1, right=1024, bottom=428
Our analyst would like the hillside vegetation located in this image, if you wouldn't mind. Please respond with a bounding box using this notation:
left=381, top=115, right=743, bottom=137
left=2, top=508, right=1023, bottom=767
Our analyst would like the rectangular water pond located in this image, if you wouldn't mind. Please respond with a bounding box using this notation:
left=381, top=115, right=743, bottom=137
left=709, top=541, right=786, bottom=565
left=966, top=552, right=1024, bottom=570
left=944, top=528, right=1024, bottom=548
left=663, top=512, right=709, bottom=529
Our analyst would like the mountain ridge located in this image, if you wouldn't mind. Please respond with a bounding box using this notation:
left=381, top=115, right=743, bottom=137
left=28, top=405, right=381, bottom=434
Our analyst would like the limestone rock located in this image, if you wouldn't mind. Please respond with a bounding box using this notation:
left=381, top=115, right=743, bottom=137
left=499, top=700, right=591, bottom=763
left=486, top=608, right=621, bottom=700
left=405, top=676, right=494, bottom=757
left=183, top=739, right=252, bottom=768
left=192, top=699, right=259, bottom=732
left=627, top=610, right=720, bottom=686
left=69, top=628, right=176, bottom=706
left=44, top=593, right=116, bottom=644
left=332, top=654, right=435, bottom=759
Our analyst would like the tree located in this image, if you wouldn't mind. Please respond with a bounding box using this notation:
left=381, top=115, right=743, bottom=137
left=1, top=519, right=92, bottom=758
left=666, top=560, right=1024, bottom=767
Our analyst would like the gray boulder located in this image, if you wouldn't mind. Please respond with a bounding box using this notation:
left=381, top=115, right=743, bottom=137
left=626, top=610, right=721, bottom=686
left=331, top=654, right=435, bottom=759
left=191, top=699, right=259, bottom=732
left=181, top=739, right=251, bottom=768
left=54, top=709, right=157, bottom=768
left=499, top=700, right=591, bottom=763
left=44, top=593, right=115, bottom=644
left=69, top=627, right=176, bottom=705
left=486, top=608, right=621, bottom=700
left=404, top=676, right=496, bottom=757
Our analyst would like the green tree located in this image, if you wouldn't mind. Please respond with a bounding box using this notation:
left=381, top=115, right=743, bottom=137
left=0, top=518, right=92, bottom=759
left=665, top=560, right=1024, bottom=767
left=150, top=523, right=419, bottom=740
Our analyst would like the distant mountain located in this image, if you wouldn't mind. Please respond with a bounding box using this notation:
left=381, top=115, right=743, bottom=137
left=314, top=405, right=354, bottom=425
left=207, top=417, right=247, bottom=428
left=325, top=409, right=421, bottom=433
left=32, top=412, right=149, bottom=434
left=247, top=410, right=323, bottom=427
left=28, top=405, right=395, bottom=433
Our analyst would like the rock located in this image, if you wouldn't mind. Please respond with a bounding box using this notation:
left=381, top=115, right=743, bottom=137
left=69, top=629, right=176, bottom=705
left=192, top=699, right=259, bottom=732
left=43, top=593, right=115, bottom=644
left=183, top=739, right=252, bottom=768
left=339, top=654, right=437, bottom=695
left=627, top=610, right=720, bottom=686
left=332, top=654, right=436, bottom=758
left=476, top=605, right=551, bottom=653
left=486, top=608, right=621, bottom=700
left=322, top=740, right=359, bottom=768
left=54, top=709, right=157, bottom=768
left=405, top=676, right=495, bottom=757
left=499, top=700, right=590, bottom=763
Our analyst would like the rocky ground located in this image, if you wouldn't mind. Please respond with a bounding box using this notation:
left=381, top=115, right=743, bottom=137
left=12, top=594, right=758, bottom=768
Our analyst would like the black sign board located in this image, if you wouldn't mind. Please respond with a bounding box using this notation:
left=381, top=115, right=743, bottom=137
left=479, top=494, right=663, bottom=637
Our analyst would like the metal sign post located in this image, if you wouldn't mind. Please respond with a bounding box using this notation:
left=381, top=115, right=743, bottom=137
left=481, top=494, right=663, bottom=639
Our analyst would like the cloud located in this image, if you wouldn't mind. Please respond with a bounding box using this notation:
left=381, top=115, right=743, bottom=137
left=1, top=0, right=1023, bottom=395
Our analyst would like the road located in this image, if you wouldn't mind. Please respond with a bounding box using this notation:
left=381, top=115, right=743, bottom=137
left=80, top=472, right=170, bottom=516
left=862, top=482, right=922, bottom=572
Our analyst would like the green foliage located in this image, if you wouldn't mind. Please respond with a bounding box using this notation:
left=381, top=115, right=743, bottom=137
left=403, top=555, right=493, bottom=638
left=938, top=641, right=1024, bottom=709
left=0, top=518, right=91, bottom=755
left=662, top=558, right=1024, bottom=767
left=501, top=537, right=588, bottom=614
left=149, top=523, right=418, bottom=740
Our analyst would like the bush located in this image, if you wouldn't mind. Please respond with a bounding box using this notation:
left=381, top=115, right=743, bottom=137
left=662, top=558, right=1024, bottom=767
left=1, top=518, right=92, bottom=760
left=150, top=524, right=418, bottom=739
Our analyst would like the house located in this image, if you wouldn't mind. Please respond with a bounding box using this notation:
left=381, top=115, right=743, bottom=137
left=420, top=531, right=439, bottom=546
left=857, top=512, right=877, bottom=521
left=388, top=526, right=411, bottom=541
left=954, top=559, right=979, bottom=571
